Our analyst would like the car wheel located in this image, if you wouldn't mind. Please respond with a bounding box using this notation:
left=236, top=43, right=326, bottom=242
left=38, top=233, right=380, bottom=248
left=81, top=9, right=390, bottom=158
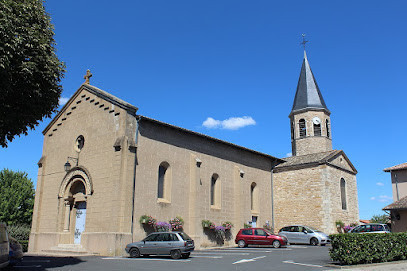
left=181, top=252, right=190, bottom=259
left=272, top=240, right=281, bottom=248
left=170, top=249, right=182, bottom=259
left=129, top=248, right=140, bottom=258
left=237, top=240, right=246, bottom=248
left=310, top=238, right=319, bottom=246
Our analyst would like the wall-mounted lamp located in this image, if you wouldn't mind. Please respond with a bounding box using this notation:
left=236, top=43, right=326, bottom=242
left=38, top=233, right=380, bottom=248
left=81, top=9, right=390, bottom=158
left=195, top=158, right=202, bottom=168
left=240, top=170, right=245, bottom=178
left=64, top=156, right=78, bottom=172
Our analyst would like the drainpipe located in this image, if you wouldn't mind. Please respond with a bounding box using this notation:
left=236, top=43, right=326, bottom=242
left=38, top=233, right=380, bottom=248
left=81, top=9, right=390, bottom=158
left=131, top=116, right=140, bottom=242
left=393, top=171, right=400, bottom=201
left=271, top=167, right=275, bottom=232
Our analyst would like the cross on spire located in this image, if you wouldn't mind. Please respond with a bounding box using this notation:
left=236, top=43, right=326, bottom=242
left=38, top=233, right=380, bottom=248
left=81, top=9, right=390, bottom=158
left=300, top=34, right=309, bottom=50
left=84, top=69, right=92, bottom=84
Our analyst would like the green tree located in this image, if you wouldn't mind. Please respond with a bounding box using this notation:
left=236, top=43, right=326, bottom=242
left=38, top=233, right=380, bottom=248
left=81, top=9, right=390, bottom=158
left=0, top=0, right=65, bottom=147
left=370, top=213, right=389, bottom=224
left=0, top=169, right=35, bottom=225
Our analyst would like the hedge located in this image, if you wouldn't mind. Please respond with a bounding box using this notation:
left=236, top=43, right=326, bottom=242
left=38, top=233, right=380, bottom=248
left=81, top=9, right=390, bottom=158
left=7, top=224, right=31, bottom=252
left=329, top=233, right=407, bottom=265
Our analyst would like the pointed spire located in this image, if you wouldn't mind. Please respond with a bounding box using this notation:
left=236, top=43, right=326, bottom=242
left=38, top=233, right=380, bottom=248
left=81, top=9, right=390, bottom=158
left=290, top=51, right=329, bottom=115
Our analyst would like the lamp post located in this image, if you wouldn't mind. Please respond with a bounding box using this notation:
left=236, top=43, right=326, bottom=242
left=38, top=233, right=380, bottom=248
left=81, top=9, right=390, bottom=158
left=64, top=157, right=78, bottom=172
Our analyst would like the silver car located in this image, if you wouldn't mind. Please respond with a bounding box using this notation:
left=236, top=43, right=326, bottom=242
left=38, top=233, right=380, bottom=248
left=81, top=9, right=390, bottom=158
left=278, top=225, right=330, bottom=246
left=125, top=232, right=195, bottom=259
left=350, top=224, right=390, bottom=234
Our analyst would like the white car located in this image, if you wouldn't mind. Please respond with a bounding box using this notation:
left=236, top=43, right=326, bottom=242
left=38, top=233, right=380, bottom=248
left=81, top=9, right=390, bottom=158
left=350, top=224, right=390, bottom=233
left=278, top=225, right=330, bottom=246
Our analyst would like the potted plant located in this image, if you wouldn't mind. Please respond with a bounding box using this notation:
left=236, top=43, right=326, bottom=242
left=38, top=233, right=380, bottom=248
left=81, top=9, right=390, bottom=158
left=202, top=219, right=215, bottom=229
left=222, top=221, right=233, bottom=231
left=169, top=216, right=184, bottom=231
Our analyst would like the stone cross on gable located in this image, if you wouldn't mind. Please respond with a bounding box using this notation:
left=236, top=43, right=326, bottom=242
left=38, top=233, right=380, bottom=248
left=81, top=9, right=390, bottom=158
left=84, top=69, right=92, bottom=84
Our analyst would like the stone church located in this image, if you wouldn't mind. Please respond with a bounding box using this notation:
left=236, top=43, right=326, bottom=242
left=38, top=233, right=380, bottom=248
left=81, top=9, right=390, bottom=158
left=29, top=51, right=359, bottom=256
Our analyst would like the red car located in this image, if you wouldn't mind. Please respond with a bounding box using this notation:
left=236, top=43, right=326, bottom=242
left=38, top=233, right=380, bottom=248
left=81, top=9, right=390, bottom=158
left=235, top=228, right=287, bottom=248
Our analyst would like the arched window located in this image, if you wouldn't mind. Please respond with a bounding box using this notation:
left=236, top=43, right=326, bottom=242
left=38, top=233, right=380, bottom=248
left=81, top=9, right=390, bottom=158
left=326, top=119, right=330, bottom=138
left=314, top=123, right=321, bottom=136
left=340, top=178, right=347, bottom=210
left=211, top=174, right=220, bottom=207
left=299, top=119, right=306, bottom=138
left=251, top=182, right=258, bottom=212
left=291, top=122, right=294, bottom=140
left=158, top=162, right=171, bottom=200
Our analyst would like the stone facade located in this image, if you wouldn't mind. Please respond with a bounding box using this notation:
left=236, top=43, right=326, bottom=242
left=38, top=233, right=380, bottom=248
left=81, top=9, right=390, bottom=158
left=290, top=109, right=332, bottom=156
left=274, top=152, right=359, bottom=234
left=29, top=84, right=282, bottom=255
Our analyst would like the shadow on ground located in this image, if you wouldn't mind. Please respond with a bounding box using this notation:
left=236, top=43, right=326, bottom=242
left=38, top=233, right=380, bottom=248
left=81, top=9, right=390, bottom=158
left=7, top=255, right=85, bottom=270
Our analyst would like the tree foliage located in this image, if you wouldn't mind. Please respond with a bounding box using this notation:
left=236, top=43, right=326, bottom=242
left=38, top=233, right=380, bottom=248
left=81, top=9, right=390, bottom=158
left=0, top=169, right=35, bottom=225
left=0, top=0, right=65, bottom=147
left=370, top=213, right=389, bottom=224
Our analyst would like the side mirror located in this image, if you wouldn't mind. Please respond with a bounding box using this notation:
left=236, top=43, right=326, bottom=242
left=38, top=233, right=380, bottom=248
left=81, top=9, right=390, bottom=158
left=303, top=230, right=308, bottom=234
left=143, top=240, right=146, bottom=244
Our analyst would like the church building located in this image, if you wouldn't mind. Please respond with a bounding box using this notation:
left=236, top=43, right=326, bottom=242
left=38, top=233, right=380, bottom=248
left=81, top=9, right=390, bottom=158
left=29, top=51, right=359, bottom=256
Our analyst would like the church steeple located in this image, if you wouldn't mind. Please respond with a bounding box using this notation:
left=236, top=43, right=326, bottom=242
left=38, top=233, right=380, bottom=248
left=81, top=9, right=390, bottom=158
left=290, top=51, right=330, bottom=116
left=289, top=50, right=332, bottom=156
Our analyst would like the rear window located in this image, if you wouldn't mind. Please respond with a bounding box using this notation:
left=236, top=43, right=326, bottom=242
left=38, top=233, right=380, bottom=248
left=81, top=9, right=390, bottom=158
left=178, top=232, right=192, bottom=241
left=241, top=229, right=253, bottom=235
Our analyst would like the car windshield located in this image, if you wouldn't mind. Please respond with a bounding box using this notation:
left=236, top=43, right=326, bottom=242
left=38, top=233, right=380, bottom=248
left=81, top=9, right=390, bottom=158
left=264, top=229, right=274, bottom=235
left=178, top=232, right=192, bottom=241
left=305, top=226, right=320, bottom=233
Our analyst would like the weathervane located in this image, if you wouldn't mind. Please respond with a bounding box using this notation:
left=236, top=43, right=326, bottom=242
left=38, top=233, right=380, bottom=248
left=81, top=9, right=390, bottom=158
left=300, top=34, right=309, bottom=50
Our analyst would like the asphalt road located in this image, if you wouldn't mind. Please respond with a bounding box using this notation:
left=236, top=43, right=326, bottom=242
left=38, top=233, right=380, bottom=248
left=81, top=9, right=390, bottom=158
left=9, top=245, right=341, bottom=271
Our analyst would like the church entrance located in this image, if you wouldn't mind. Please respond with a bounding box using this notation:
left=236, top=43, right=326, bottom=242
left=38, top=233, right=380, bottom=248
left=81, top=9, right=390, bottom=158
left=74, top=202, right=87, bottom=244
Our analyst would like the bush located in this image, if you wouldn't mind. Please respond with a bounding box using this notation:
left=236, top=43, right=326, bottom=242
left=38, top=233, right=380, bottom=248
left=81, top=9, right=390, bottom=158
left=329, top=233, right=407, bottom=265
left=7, top=224, right=31, bottom=252
left=7, top=224, right=30, bottom=241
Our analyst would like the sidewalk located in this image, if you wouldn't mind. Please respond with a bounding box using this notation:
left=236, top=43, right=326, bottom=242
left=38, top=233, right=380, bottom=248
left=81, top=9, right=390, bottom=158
left=327, top=260, right=407, bottom=270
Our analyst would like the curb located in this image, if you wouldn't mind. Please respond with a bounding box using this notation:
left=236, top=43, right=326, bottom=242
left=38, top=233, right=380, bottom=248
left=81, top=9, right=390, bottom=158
left=324, top=259, right=407, bottom=269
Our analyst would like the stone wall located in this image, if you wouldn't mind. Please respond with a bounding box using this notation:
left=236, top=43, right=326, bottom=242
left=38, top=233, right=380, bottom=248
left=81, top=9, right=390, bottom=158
left=133, top=119, right=275, bottom=248
left=290, top=110, right=332, bottom=156
left=273, top=162, right=359, bottom=235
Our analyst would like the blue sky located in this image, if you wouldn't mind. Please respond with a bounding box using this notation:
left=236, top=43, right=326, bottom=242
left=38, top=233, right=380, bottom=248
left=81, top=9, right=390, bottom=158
left=1, top=0, right=406, bottom=220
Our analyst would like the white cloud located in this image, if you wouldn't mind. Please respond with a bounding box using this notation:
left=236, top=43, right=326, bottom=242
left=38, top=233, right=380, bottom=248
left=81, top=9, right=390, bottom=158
left=59, top=97, right=69, bottom=106
left=202, top=117, right=221, bottom=129
left=378, top=195, right=392, bottom=202
left=370, top=195, right=392, bottom=203
left=376, top=182, right=385, bottom=186
left=202, top=116, right=256, bottom=130
left=286, top=152, right=292, bottom=157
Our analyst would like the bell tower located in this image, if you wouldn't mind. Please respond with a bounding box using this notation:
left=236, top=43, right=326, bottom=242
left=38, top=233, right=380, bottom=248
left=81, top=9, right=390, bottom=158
left=290, top=51, right=332, bottom=156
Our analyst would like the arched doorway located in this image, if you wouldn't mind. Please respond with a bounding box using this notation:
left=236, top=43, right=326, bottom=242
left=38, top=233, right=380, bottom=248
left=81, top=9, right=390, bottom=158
left=58, top=168, right=92, bottom=245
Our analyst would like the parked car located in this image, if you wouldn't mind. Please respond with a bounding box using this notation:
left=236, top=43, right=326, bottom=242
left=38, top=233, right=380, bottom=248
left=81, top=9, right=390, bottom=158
left=9, top=237, right=23, bottom=266
left=350, top=223, right=390, bottom=234
left=278, top=225, right=330, bottom=246
left=125, top=232, right=194, bottom=259
left=0, top=223, right=9, bottom=269
left=235, top=228, right=287, bottom=248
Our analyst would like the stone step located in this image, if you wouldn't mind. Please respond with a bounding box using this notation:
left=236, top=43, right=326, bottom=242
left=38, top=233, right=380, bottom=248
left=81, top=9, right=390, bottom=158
left=40, top=244, right=99, bottom=256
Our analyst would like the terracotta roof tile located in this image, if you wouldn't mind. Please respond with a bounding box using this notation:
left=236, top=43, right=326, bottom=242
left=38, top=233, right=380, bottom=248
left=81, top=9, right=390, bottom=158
left=383, top=196, right=407, bottom=210
left=383, top=162, right=407, bottom=172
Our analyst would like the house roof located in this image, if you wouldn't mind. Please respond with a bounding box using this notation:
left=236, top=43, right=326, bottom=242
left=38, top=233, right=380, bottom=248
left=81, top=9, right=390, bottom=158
left=274, top=149, right=357, bottom=174
left=383, top=162, right=407, bottom=172
left=383, top=196, right=407, bottom=210
left=139, top=116, right=284, bottom=164
left=290, top=51, right=330, bottom=116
